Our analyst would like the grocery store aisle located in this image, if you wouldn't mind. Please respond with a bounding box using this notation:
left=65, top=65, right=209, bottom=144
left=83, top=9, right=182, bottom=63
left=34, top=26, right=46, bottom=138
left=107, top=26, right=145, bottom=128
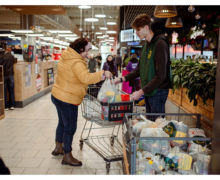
left=0, top=93, right=123, bottom=175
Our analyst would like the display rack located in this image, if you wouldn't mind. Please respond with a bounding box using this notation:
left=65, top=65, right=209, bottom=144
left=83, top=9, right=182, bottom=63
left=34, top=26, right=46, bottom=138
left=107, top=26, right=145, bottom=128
left=0, top=65, right=5, bottom=120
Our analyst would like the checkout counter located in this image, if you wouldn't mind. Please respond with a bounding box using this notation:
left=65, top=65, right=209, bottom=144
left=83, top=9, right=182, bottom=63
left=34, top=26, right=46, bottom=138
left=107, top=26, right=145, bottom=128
left=14, top=60, right=56, bottom=107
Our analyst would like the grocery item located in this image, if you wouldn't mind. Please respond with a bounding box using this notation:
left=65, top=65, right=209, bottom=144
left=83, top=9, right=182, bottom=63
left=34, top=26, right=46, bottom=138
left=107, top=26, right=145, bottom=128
left=164, top=152, right=193, bottom=171
left=193, top=154, right=210, bottom=174
left=139, top=128, right=170, bottom=155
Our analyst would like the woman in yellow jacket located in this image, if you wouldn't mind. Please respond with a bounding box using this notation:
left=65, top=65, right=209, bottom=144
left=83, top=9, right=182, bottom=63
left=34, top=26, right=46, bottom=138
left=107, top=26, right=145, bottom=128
left=51, top=38, right=112, bottom=167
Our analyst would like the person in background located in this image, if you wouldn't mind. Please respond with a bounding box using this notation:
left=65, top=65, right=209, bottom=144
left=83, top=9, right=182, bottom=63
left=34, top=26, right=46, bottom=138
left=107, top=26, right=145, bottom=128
left=95, top=53, right=102, bottom=69
left=114, top=14, right=172, bottom=121
left=122, top=54, right=128, bottom=68
left=102, top=55, right=118, bottom=78
left=115, top=53, right=122, bottom=73
left=126, top=54, right=140, bottom=92
left=0, top=47, right=17, bottom=110
left=88, top=54, right=97, bottom=73
left=51, top=38, right=112, bottom=167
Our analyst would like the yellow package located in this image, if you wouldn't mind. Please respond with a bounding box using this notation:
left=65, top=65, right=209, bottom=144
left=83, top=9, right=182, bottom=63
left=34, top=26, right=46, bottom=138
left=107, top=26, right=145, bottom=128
left=115, top=94, right=121, bottom=102
left=173, top=131, right=187, bottom=144
left=177, top=153, right=192, bottom=171
left=105, top=91, right=115, bottom=97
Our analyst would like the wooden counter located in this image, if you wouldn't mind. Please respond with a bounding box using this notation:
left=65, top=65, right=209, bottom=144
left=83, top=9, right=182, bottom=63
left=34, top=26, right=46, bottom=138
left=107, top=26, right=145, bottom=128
left=14, top=60, right=56, bottom=107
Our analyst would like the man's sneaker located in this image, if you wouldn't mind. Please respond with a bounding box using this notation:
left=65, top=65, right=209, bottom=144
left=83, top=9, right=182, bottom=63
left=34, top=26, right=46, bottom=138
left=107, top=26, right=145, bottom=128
left=5, top=108, right=9, bottom=111
left=9, top=107, right=14, bottom=110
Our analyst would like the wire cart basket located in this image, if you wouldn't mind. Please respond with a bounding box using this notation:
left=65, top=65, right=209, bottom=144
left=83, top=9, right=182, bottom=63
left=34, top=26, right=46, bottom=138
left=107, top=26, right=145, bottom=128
left=80, top=83, right=133, bottom=173
left=122, top=113, right=212, bottom=175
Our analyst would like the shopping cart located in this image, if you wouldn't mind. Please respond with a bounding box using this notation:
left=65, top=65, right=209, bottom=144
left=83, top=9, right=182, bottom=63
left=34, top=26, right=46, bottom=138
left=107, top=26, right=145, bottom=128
left=80, top=83, right=133, bottom=173
left=122, top=113, right=212, bottom=175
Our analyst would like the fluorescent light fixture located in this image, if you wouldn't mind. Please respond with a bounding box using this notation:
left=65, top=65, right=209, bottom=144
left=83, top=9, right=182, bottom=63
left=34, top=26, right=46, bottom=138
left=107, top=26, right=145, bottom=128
left=65, top=37, right=78, bottom=41
left=107, top=22, right=116, bottom=25
left=85, top=18, right=99, bottom=22
left=58, top=34, right=78, bottom=37
left=99, top=27, right=108, bottom=30
left=103, top=34, right=109, bottom=38
left=107, top=31, right=116, bottom=34
left=97, top=36, right=104, bottom=39
left=11, top=30, right=33, bottom=33
left=109, top=37, right=114, bottom=40
left=11, top=37, right=21, bottom=40
left=40, top=37, right=53, bottom=40
left=107, top=39, right=115, bottom=42
left=48, top=30, right=72, bottom=33
left=78, top=5, right=91, bottom=9
left=95, top=32, right=102, bottom=35
left=95, top=14, right=106, bottom=18
left=92, top=45, right=98, bottom=50
left=26, top=34, right=44, bottom=37
left=0, top=34, right=14, bottom=37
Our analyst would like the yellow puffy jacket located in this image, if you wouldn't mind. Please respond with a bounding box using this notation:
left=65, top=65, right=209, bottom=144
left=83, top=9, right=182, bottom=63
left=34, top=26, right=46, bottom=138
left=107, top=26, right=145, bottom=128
left=51, top=47, right=103, bottom=105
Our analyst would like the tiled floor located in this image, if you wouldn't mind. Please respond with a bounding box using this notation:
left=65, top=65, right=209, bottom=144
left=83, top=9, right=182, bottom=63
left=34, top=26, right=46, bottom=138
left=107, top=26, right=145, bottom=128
left=0, top=93, right=123, bottom=175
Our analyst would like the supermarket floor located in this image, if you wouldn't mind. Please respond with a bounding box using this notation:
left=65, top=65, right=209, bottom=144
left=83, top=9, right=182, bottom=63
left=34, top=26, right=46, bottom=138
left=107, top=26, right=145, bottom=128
left=0, top=93, right=123, bottom=175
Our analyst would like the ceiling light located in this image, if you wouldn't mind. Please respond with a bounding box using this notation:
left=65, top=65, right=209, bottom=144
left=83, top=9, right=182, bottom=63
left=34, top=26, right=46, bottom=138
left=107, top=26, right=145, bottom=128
left=40, top=37, right=53, bottom=40
left=109, top=37, right=114, bottom=40
left=107, top=22, right=116, bottom=25
left=165, top=16, right=183, bottom=28
left=95, top=32, right=102, bottom=35
left=26, top=34, right=44, bottom=37
left=78, top=5, right=91, bottom=9
left=154, top=6, right=177, bottom=18
left=58, top=34, right=78, bottom=37
left=103, top=34, right=109, bottom=38
left=106, top=31, right=117, bottom=34
left=84, top=18, right=99, bottom=22
left=0, top=34, right=14, bottom=37
left=97, top=36, right=104, bottom=39
left=15, top=8, right=22, bottom=11
left=188, top=5, right=195, bottom=12
left=195, top=13, right=201, bottom=20
left=106, top=39, right=115, bottom=42
left=100, top=27, right=108, bottom=30
left=48, top=30, right=72, bottom=33
left=11, top=30, right=33, bottom=33
left=11, top=37, right=21, bottom=40
left=95, top=14, right=106, bottom=18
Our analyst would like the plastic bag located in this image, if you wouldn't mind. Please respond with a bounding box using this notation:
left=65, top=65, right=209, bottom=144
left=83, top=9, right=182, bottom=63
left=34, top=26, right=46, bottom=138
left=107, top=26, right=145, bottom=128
left=193, top=154, right=210, bottom=174
left=97, top=79, right=118, bottom=102
left=139, top=128, right=170, bottom=156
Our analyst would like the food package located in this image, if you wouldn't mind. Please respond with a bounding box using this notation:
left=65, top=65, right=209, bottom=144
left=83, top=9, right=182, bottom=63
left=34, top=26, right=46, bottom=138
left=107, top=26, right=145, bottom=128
left=193, top=154, right=210, bottom=174
left=139, top=128, right=170, bottom=156
left=164, top=152, right=193, bottom=171
left=163, top=120, right=188, bottom=146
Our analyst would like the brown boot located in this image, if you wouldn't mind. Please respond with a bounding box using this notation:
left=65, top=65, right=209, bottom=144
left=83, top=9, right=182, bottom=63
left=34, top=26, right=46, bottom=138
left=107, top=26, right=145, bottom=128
left=61, top=152, right=82, bottom=166
left=51, top=142, right=64, bottom=156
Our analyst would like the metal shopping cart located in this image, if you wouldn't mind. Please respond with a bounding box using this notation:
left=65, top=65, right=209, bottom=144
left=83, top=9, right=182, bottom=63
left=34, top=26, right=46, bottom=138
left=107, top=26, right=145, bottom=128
left=80, top=82, right=133, bottom=173
left=122, top=113, right=212, bottom=175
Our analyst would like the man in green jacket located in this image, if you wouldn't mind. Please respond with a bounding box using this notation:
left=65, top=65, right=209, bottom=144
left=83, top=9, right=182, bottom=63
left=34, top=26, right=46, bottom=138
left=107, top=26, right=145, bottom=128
left=114, top=14, right=172, bottom=121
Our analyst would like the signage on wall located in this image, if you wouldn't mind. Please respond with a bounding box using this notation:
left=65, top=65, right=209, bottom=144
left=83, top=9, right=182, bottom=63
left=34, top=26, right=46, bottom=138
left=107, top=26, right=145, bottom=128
left=36, top=74, right=42, bottom=91
left=127, top=41, right=140, bottom=46
left=47, top=68, right=54, bottom=85
left=25, top=64, right=31, bottom=87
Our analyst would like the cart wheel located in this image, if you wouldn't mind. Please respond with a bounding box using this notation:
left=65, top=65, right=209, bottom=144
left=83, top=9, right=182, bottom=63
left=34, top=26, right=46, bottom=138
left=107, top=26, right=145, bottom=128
left=79, top=140, right=83, bottom=150
left=106, top=162, right=110, bottom=174
left=110, top=136, right=115, bottom=146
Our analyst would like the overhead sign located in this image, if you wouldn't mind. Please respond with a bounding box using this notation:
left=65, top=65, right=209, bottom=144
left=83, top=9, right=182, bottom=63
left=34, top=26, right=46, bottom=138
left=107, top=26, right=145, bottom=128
left=120, top=29, right=134, bottom=42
